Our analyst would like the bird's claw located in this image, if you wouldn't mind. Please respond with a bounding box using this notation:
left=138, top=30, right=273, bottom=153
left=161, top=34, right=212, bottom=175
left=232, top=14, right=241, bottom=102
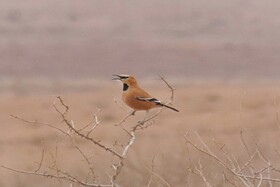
left=130, top=110, right=136, bottom=116
left=137, top=120, right=145, bottom=126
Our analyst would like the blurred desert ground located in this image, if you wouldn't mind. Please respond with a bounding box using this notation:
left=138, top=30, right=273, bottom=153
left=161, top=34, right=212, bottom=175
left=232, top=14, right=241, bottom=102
left=2, top=83, right=280, bottom=186
left=1, top=0, right=280, bottom=186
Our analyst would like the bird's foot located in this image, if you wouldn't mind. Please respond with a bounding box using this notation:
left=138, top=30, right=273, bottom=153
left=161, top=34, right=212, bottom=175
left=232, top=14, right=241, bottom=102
left=137, top=120, right=145, bottom=126
left=130, top=110, right=136, bottom=116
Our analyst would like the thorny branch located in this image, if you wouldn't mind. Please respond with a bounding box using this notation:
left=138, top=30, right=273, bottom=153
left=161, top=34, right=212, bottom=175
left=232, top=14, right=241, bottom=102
left=185, top=131, right=280, bottom=186
left=1, top=165, right=111, bottom=187
left=53, top=96, right=123, bottom=160
left=3, top=76, right=176, bottom=187
left=111, top=76, right=176, bottom=182
left=34, top=137, right=45, bottom=172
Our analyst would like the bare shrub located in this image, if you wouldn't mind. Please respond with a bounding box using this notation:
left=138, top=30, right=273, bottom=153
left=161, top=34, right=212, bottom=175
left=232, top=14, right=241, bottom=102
left=185, top=131, right=280, bottom=187
left=2, top=77, right=175, bottom=187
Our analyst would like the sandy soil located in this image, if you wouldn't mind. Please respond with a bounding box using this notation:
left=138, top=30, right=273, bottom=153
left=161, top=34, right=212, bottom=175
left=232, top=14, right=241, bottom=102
left=1, top=81, right=280, bottom=186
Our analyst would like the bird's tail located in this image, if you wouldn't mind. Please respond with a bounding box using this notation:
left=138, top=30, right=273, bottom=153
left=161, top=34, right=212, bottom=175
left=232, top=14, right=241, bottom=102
left=160, top=103, right=179, bottom=112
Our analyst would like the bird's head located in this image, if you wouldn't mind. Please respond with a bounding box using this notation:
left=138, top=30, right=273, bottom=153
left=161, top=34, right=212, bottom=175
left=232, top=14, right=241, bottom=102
left=112, top=74, right=137, bottom=85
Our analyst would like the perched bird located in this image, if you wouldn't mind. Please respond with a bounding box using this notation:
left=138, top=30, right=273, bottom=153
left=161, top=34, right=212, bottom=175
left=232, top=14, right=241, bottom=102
left=113, top=74, right=179, bottom=113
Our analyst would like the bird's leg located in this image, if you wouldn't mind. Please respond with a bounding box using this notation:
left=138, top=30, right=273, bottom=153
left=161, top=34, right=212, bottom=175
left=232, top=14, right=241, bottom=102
left=130, top=110, right=136, bottom=116
left=115, top=110, right=136, bottom=126
left=138, top=111, right=149, bottom=126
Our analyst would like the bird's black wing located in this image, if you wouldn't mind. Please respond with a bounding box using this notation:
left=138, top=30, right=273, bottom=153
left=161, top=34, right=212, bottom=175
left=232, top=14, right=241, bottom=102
left=136, top=97, right=179, bottom=112
left=136, top=97, right=162, bottom=105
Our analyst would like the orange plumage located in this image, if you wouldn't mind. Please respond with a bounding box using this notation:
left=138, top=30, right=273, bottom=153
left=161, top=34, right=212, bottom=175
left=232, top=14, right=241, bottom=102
left=113, top=74, right=179, bottom=112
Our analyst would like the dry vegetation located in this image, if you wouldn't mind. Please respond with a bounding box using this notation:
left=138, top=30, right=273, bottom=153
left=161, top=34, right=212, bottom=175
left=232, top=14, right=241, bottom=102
left=1, top=0, right=280, bottom=186
left=1, top=80, right=280, bottom=186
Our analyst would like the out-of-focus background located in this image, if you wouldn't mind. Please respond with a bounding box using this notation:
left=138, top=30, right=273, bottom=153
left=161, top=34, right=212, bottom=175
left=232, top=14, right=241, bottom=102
left=1, top=0, right=280, bottom=81
left=1, top=0, right=280, bottom=186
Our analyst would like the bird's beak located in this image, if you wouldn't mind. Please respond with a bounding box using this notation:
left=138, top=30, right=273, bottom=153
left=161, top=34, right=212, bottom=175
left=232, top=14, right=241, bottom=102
left=112, top=74, right=121, bottom=80
left=112, top=74, right=130, bottom=81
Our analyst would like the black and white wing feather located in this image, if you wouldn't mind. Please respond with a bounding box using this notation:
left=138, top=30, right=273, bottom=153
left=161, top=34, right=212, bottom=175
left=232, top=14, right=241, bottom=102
left=136, top=97, right=161, bottom=104
left=136, top=97, right=179, bottom=112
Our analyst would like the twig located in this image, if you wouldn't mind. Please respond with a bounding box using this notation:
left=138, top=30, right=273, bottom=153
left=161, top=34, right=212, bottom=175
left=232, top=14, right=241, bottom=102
left=10, top=115, right=68, bottom=136
left=240, top=130, right=252, bottom=159
left=185, top=131, right=253, bottom=187
left=113, top=97, right=130, bottom=113
left=111, top=77, right=176, bottom=182
left=185, top=131, right=280, bottom=186
left=194, top=160, right=212, bottom=187
left=6, top=77, right=177, bottom=187
left=223, top=172, right=239, bottom=187
left=147, top=155, right=156, bottom=187
left=34, top=137, right=45, bottom=172
left=1, top=165, right=111, bottom=187
left=53, top=97, right=123, bottom=159
left=159, top=76, right=175, bottom=102
left=69, top=136, right=96, bottom=181
left=78, top=112, right=101, bottom=134
left=115, top=111, right=134, bottom=126
left=145, top=166, right=172, bottom=187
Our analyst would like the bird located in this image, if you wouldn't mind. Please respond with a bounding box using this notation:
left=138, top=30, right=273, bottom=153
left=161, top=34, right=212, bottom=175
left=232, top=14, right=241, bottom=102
left=113, top=74, right=179, bottom=113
